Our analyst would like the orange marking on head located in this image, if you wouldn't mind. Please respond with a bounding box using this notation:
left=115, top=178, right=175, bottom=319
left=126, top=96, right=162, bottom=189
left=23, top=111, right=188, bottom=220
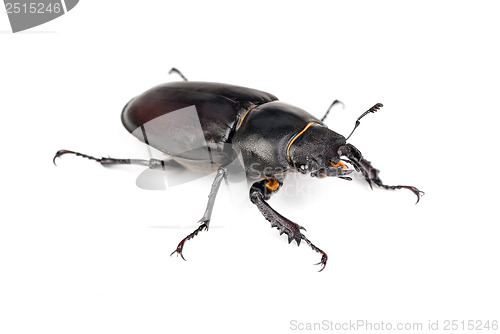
left=265, top=179, right=280, bottom=191
left=331, top=160, right=347, bottom=170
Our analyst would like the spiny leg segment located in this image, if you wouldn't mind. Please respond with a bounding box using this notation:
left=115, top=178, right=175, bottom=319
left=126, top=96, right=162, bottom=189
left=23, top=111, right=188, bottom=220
left=250, top=179, right=328, bottom=272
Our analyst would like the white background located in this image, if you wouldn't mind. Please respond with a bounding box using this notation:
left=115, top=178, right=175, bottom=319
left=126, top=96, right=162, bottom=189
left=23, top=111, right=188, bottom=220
left=1, top=1, right=499, bottom=333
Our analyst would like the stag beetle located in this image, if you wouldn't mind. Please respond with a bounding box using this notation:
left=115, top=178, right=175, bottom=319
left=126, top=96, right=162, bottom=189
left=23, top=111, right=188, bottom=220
left=54, top=68, right=423, bottom=271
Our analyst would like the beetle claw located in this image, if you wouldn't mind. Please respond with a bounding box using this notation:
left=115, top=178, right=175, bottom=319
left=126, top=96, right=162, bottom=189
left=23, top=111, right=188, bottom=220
left=53, top=149, right=72, bottom=165
left=300, top=235, right=328, bottom=272
left=170, top=244, right=187, bottom=261
left=314, top=254, right=328, bottom=272
left=170, top=220, right=210, bottom=262
left=401, top=186, right=425, bottom=204
left=53, top=149, right=102, bottom=166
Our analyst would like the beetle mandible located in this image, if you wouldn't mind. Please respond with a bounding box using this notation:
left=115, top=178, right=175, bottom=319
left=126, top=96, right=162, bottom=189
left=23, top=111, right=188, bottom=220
left=54, top=68, right=423, bottom=271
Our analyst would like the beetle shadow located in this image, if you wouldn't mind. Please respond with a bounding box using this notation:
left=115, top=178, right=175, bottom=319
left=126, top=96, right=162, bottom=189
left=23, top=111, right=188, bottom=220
left=134, top=143, right=248, bottom=191
left=130, top=105, right=248, bottom=190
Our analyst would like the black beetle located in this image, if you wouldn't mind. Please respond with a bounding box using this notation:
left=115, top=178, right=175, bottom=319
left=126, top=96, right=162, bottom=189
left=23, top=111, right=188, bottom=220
left=54, top=68, right=423, bottom=271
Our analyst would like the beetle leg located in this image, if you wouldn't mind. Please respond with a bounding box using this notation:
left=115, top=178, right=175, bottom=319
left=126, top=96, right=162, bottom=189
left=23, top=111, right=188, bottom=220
left=168, top=67, right=188, bottom=81
left=170, top=165, right=227, bottom=260
left=301, top=235, right=328, bottom=272
left=320, top=99, right=344, bottom=122
left=53, top=149, right=180, bottom=170
left=249, top=179, right=328, bottom=272
left=338, top=144, right=425, bottom=204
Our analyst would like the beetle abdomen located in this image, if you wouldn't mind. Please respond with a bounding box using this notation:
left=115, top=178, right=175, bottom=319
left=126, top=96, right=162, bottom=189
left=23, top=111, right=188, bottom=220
left=121, top=81, right=278, bottom=167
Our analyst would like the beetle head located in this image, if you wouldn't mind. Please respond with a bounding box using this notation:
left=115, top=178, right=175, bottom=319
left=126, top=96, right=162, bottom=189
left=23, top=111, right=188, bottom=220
left=288, top=125, right=352, bottom=178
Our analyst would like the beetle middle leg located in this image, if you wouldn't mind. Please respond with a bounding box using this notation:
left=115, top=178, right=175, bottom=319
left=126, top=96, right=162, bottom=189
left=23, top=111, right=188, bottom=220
left=249, top=179, right=329, bottom=271
left=170, top=165, right=227, bottom=260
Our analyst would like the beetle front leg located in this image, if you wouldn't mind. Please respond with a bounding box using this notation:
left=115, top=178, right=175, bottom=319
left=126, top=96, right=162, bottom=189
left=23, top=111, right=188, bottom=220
left=249, top=179, right=328, bottom=272
left=170, top=165, right=227, bottom=260
left=338, top=144, right=424, bottom=203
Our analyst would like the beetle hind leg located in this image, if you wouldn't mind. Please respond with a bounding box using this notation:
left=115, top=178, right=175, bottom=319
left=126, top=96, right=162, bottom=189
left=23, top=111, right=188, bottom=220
left=250, top=179, right=329, bottom=272
left=53, top=149, right=181, bottom=170
left=168, top=67, right=188, bottom=81
left=170, top=166, right=227, bottom=260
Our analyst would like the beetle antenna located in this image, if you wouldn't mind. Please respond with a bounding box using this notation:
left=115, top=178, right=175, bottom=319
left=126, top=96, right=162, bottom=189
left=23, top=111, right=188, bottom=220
left=320, top=99, right=344, bottom=122
left=169, top=67, right=188, bottom=81
left=346, top=103, right=383, bottom=140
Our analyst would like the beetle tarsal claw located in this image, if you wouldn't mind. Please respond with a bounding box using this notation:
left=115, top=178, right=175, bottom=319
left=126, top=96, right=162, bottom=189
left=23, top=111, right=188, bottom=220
left=314, top=254, right=328, bottom=272
left=170, top=245, right=187, bottom=261
left=372, top=180, right=424, bottom=204
left=53, top=149, right=103, bottom=166
left=300, top=235, right=328, bottom=272
left=170, top=220, right=210, bottom=261
left=401, top=186, right=425, bottom=204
